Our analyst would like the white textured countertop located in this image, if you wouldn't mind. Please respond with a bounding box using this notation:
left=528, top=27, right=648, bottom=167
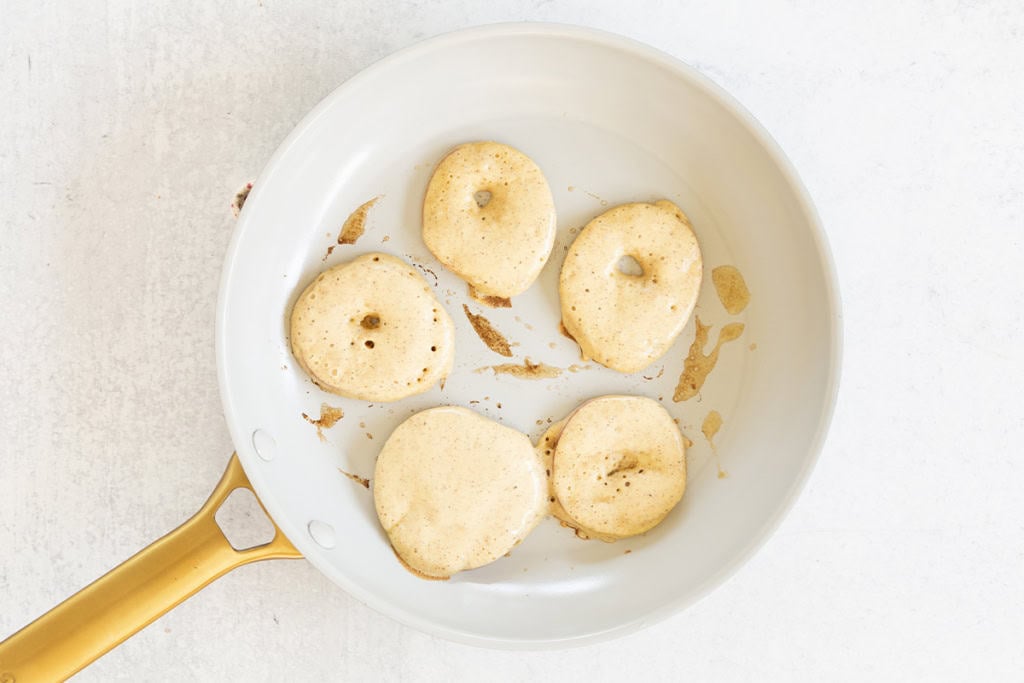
left=2, top=2, right=1022, bottom=681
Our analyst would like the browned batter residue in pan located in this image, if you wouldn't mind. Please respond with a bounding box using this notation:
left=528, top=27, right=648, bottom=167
left=302, top=404, right=344, bottom=441
left=414, top=263, right=439, bottom=285
left=338, top=468, right=370, bottom=489
left=672, top=317, right=745, bottom=402
left=337, top=196, right=380, bottom=246
left=463, top=305, right=514, bottom=357
left=641, top=366, right=666, bottom=381
left=476, top=358, right=562, bottom=379
left=468, top=284, right=511, bottom=308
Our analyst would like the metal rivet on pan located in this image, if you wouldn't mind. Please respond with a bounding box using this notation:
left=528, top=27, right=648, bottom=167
left=251, top=429, right=276, bottom=461
left=307, top=520, right=337, bottom=549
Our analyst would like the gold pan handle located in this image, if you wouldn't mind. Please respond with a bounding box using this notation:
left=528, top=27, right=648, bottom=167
left=0, top=453, right=301, bottom=682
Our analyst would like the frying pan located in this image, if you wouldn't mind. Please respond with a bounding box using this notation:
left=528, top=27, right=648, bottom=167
left=0, top=23, right=841, bottom=680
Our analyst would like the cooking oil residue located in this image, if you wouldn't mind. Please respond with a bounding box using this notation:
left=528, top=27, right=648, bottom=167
left=701, top=410, right=728, bottom=479
left=673, top=317, right=745, bottom=402
left=711, top=265, right=750, bottom=315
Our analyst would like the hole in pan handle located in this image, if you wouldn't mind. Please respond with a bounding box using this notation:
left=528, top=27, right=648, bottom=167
left=0, top=453, right=302, bottom=682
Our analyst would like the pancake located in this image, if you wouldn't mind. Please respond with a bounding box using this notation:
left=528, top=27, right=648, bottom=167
left=546, top=396, right=687, bottom=541
left=374, top=406, right=547, bottom=578
left=560, top=200, right=702, bottom=373
left=289, top=253, right=454, bottom=402
left=423, top=141, right=556, bottom=299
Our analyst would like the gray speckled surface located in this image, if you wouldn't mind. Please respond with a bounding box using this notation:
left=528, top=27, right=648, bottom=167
left=2, top=2, right=1023, bottom=681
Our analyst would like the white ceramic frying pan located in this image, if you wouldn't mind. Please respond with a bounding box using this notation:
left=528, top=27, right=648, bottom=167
left=0, top=23, right=841, bottom=681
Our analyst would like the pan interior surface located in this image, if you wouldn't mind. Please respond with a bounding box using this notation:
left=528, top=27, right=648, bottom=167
left=217, top=24, right=840, bottom=647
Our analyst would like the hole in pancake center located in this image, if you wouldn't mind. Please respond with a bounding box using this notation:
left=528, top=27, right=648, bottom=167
left=617, top=255, right=644, bottom=277
left=365, top=340, right=375, bottom=349
left=474, top=190, right=492, bottom=208
left=360, top=313, right=381, bottom=330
